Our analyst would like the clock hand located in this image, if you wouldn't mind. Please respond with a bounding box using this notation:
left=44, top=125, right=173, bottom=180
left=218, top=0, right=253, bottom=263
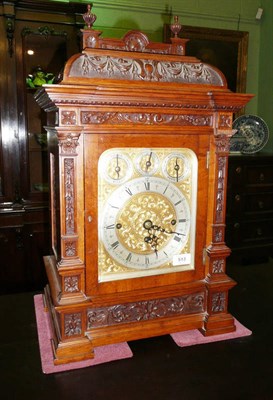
left=146, top=152, right=153, bottom=171
left=143, top=219, right=184, bottom=238
left=143, top=220, right=159, bottom=253
left=115, top=154, right=121, bottom=179
left=174, top=158, right=180, bottom=182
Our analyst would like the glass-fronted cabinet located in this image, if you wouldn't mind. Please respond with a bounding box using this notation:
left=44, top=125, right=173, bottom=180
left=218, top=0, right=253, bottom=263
left=0, top=0, right=86, bottom=294
left=19, top=26, right=68, bottom=202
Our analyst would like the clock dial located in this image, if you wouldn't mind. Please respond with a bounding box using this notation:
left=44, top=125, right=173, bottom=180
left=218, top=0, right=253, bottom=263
left=162, top=152, right=190, bottom=182
left=98, top=147, right=197, bottom=282
left=100, top=177, right=190, bottom=270
left=98, top=150, right=133, bottom=184
left=135, top=149, right=160, bottom=175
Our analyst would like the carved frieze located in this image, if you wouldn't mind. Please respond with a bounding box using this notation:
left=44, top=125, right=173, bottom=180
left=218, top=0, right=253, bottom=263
left=69, top=54, right=225, bottom=86
left=87, top=293, right=205, bottom=329
left=81, top=111, right=212, bottom=126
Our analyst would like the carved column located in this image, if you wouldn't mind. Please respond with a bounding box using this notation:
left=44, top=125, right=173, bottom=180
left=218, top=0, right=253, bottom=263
left=202, top=125, right=237, bottom=336
left=50, top=124, right=87, bottom=305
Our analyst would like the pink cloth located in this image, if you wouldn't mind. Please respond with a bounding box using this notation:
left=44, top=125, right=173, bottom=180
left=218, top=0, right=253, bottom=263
left=171, top=319, right=252, bottom=347
left=34, top=294, right=251, bottom=374
left=34, top=294, right=133, bottom=374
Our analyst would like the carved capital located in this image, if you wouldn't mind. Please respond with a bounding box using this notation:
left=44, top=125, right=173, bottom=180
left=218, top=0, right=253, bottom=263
left=58, top=133, right=80, bottom=155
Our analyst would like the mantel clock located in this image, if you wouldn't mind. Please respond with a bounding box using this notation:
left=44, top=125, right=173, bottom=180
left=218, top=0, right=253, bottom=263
left=35, top=9, right=253, bottom=364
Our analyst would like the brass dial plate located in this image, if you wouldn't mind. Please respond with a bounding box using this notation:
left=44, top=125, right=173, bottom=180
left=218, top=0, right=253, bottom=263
left=98, top=148, right=197, bottom=282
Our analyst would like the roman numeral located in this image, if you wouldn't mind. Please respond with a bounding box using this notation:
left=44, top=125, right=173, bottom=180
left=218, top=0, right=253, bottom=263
left=109, top=203, right=119, bottom=209
left=175, top=200, right=182, bottom=206
left=174, top=236, right=181, bottom=242
left=106, top=224, right=115, bottom=230
left=179, top=218, right=186, bottom=223
left=163, top=185, right=169, bottom=194
left=111, top=241, right=119, bottom=249
left=144, top=181, right=150, bottom=191
left=126, top=253, right=132, bottom=262
left=125, top=187, right=133, bottom=196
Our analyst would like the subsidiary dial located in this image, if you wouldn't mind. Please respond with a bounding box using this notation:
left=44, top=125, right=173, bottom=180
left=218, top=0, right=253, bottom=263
left=135, top=149, right=160, bottom=176
left=98, top=150, right=133, bottom=184
left=162, top=153, right=190, bottom=182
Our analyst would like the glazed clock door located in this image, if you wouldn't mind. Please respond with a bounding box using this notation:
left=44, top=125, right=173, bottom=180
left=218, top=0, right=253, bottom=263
left=84, top=133, right=210, bottom=296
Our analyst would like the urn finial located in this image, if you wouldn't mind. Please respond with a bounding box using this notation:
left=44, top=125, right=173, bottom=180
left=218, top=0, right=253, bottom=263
left=170, top=15, right=182, bottom=38
left=83, top=4, right=97, bottom=29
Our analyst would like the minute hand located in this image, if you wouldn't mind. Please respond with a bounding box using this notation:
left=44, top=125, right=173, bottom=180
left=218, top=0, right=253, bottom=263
left=152, top=224, right=185, bottom=236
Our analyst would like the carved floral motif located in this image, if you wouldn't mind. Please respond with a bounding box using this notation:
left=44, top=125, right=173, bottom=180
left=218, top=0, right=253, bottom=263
left=213, top=226, right=224, bottom=243
left=64, top=158, right=75, bottom=234
left=216, top=156, right=226, bottom=224
left=58, top=134, right=79, bottom=155
left=61, top=110, right=76, bottom=125
left=219, top=114, right=232, bottom=128
left=65, top=240, right=76, bottom=257
left=64, top=313, right=82, bottom=336
left=211, top=292, right=226, bottom=313
left=64, top=275, right=79, bottom=293
left=212, top=259, right=225, bottom=274
left=87, top=293, right=205, bottom=329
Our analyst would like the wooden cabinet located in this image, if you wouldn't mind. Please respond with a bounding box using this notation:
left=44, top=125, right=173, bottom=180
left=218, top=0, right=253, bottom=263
left=226, top=154, right=273, bottom=263
left=0, top=0, right=86, bottom=294
left=36, top=22, right=252, bottom=364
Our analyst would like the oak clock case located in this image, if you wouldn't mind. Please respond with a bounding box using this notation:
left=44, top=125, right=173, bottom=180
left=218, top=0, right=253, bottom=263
left=98, top=147, right=197, bottom=282
left=35, top=23, right=253, bottom=364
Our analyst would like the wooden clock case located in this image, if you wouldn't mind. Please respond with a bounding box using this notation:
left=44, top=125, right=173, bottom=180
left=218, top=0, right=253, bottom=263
left=35, top=24, right=253, bottom=364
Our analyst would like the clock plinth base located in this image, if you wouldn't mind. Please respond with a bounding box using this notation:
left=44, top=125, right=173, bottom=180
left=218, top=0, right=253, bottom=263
left=43, top=285, right=95, bottom=365
left=200, top=313, right=236, bottom=337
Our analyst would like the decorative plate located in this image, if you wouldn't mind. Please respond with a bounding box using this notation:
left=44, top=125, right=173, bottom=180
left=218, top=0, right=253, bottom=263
left=230, top=115, right=269, bottom=154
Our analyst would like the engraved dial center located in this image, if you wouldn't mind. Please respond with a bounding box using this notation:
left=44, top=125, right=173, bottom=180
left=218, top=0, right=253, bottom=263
left=116, top=192, right=176, bottom=254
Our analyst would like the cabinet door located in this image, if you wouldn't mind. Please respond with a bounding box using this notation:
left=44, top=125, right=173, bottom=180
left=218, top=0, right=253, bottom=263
left=15, top=21, right=80, bottom=205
